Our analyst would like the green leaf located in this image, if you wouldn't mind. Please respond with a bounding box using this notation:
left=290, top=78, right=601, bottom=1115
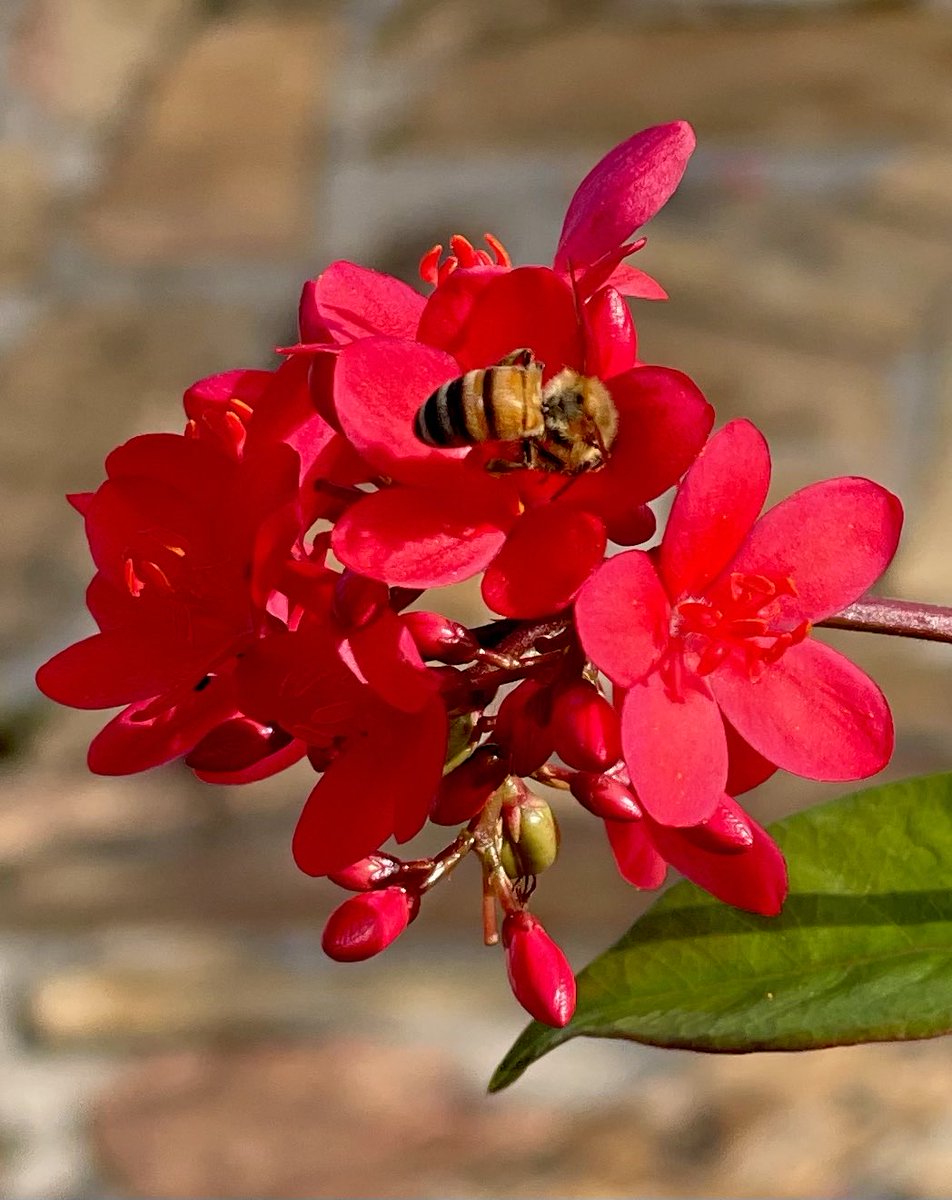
left=490, top=773, right=952, bottom=1092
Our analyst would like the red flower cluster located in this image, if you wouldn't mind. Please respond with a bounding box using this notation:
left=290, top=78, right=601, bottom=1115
left=37, top=122, right=902, bottom=1028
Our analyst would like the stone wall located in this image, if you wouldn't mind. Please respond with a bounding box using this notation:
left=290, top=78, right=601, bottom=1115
left=3, top=1, right=952, bottom=1196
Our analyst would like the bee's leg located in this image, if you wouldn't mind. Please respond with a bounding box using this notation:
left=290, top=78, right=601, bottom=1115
left=497, top=348, right=541, bottom=369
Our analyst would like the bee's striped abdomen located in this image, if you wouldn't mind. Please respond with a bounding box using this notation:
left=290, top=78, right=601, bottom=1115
left=413, top=354, right=545, bottom=450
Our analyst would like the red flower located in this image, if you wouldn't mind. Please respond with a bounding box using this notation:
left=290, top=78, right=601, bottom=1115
left=291, top=123, right=711, bottom=616
left=36, top=431, right=300, bottom=774
left=605, top=793, right=789, bottom=917
left=576, top=419, right=903, bottom=826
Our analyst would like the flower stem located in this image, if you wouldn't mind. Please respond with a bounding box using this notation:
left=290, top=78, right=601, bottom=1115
left=817, top=597, right=952, bottom=645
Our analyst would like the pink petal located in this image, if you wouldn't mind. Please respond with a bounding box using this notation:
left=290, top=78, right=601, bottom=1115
left=724, top=719, right=778, bottom=795
left=333, top=337, right=468, bottom=486
left=305, top=261, right=425, bottom=344
left=190, top=736, right=307, bottom=785
left=659, top=418, right=771, bottom=599
left=604, top=818, right=668, bottom=889
left=583, top=286, right=637, bottom=378
left=450, top=266, right=584, bottom=377
left=36, top=629, right=212, bottom=709
left=622, top=670, right=726, bottom=825
left=575, top=550, right=669, bottom=685
left=292, top=699, right=446, bottom=876
left=710, top=637, right=894, bottom=781
left=724, top=477, right=904, bottom=623
left=88, top=682, right=237, bottom=775
left=645, top=800, right=788, bottom=916
left=345, top=611, right=438, bottom=713
left=332, top=480, right=519, bottom=588
left=416, top=265, right=506, bottom=358
left=554, top=121, right=696, bottom=274
left=482, top=506, right=607, bottom=618
left=569, top=367, right=714, bottom=524
left=605, top=263, right=668, bottom=300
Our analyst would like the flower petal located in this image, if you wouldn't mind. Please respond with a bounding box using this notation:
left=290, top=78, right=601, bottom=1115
left=659, top=418, right=770, bottom=599
left=333, top=337, right=468, bottom=486
left=88, top=681, right=237, bottom=775
left=303, top=261, right=425, bottom=344
left=724, top=719, right=778, bottom=795
left=711, top=637, right=893, bottom=781
left=416, top=264, right=506, bottom=358
left=604, top=818, right=668, bottom=889
left=645, top=800, right=788, bottom=916
left=583, top=286, right=637, bottom=378
left=725, top=477, right=904, bottom=623
left=333, top=480, right=519, bottom=588
left=482, top=506, right=606, bottom=618
left=554, top=121, right=696, bottom=274
left=36, top=629, right=213, bottom=709
left=450, top=266, right=584, bottom=377
left=622, top=670, right=726, bottom=825
left=575, top=550, right=669, bottom=685
left=345, top=612, right=438, bottom=713
left=568, top=367, right=714, bottom=526
left=292, top=698, right=446, bottom=875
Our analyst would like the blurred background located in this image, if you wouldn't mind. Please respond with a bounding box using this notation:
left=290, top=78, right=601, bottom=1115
left=3, top=0, right=952, bottom=1195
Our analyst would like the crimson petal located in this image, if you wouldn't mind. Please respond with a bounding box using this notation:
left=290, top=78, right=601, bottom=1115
left=333, top=481, right=518, bottom=589
left=305, top=261, right=425, bottom=344
left=333, top=337, right=468, bottom=485
left=569, top=367, right=714, bottom=528
left=450, top=266, right=584, bottom=377
left=659, top=418, right=770, bottom=599
left=604, top=818, right=667, bottom=889
left=645, top=801, right=788, bottom=916
left=724, top=477, right=904, bottom=624
left=36, top=629, right=212, bottom=709
left=575, top=550, right=669, bottom=686
left=554, top=121, right=696, bottom=274
left=622, top=670, right=726, bottom=825
left=710, top=637, right=893, bottom=782
left=292, top=699, right=446, bottom=876
left=482, top=506, right=606, bottom=618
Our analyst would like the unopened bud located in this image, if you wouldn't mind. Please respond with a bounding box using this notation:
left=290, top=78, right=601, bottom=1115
left=431, top=745, right=509, bottom=826
left=321, top=887, right=415, bottom=962
left=403, top=610, right=479, bottom=664
left=185, top=718, right=292, bottom=772
left=500, top=791, right=560, bottom=878
left=327, top=852, right=402, bottom=891
left=494, top=678, right=555, bottom=776
left=502, top=911, right=576, bottom=1027
left=550, top=679, right=621, bottom=772
left=332, top=570, right=389, bottom=630
left=570, top=772, right=642, bottom=822
left=680, top=798, right=754, bottom=855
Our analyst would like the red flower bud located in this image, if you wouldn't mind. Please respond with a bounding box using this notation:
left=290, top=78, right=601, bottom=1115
left=430, top=745, right=509, bottom=825
left=332, top=570, right=390, bottom=630
left=185, top=718, right=293, bottom=773
left=570, top=771, right=642, bottom=821
left=550, top=679, right=621, bottom=772
left=502, top=911, right=576, bottom=1028
left=321, top=887, right=414, bottom=962
left=403, top=610, right=479, bottom=664
left=679, top=799, right=755, bottom=855
left=327, top=852, right=403, bottom=891
left=494, top=678, right=555, bottom=776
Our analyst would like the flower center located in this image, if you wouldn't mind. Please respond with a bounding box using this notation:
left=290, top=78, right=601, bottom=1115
left=668, top=571, right=811, bottom=687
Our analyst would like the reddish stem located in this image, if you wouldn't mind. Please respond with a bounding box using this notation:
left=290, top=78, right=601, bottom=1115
left=817, top=597, right=952, bottom=645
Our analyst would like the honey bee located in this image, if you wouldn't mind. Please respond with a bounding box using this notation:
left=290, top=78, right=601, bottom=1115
left=414, top=348, right=618, bottom=474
